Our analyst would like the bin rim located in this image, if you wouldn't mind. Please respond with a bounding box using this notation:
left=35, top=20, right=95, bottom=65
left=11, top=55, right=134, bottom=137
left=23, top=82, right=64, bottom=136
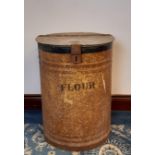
left=36, top=32, right=114, bottom=46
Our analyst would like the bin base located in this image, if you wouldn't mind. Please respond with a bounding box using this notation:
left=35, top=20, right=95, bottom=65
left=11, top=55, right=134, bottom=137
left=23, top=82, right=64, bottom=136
left=44, top=130, right=110, bottom=151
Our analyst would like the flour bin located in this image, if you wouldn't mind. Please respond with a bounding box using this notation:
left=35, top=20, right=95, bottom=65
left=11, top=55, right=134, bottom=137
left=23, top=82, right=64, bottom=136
left=36, top=32, right=114, bottom=151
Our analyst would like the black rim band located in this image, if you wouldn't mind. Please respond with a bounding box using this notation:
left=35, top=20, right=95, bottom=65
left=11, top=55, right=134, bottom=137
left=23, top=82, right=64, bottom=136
left=38, top=43, right=112, bottom=54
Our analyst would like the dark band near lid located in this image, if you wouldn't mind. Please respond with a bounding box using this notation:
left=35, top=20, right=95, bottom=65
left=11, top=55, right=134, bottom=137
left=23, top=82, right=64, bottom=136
left=38, top=42, right=112, bottom=54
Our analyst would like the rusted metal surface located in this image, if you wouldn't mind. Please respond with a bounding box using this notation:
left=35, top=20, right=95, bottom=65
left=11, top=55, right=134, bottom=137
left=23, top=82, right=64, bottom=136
left=36, top=32, right=114, bottom=151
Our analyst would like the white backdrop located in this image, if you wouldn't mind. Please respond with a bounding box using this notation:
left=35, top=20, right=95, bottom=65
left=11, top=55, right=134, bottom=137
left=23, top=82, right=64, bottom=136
left=24, top=0, right=131, bottom=94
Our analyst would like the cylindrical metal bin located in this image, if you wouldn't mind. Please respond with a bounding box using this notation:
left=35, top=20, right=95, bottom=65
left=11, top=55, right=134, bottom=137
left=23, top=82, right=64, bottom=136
left=36, top=32, right=114, bottom=151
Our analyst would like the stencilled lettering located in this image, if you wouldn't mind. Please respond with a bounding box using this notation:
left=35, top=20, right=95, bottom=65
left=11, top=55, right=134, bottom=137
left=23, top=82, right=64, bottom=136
left=60, top=82, right=95, bottom=92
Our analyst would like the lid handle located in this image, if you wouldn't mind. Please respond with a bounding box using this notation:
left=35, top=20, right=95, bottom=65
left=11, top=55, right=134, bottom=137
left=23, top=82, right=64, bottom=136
left=71, top=44, right=82, bottom=64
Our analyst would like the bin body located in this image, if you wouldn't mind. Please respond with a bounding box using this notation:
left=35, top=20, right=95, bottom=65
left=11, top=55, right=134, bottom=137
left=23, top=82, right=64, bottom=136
left=36, top=32, right=114, bottom=151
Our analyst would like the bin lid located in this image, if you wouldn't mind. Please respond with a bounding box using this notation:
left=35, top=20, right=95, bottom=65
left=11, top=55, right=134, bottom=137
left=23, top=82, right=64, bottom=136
left=36, top=32, right=114, bottom=54
left=36, top=32, right=114, bottom=46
